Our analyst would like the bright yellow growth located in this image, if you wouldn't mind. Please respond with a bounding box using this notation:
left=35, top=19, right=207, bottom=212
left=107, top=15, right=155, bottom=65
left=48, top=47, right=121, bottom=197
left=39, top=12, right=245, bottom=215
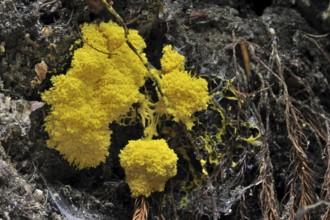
left=42, top=20, right=209, bottom=174
left=158, top=46, right=210, bottom=129
left=160, top=45, right=185, bottom=73
left=42, top=21, right=149, bottom=169
left=119, top=139, right=178, bottom=197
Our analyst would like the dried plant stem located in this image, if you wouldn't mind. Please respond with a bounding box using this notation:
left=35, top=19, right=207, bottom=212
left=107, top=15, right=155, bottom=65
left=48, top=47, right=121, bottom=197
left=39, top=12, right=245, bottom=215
left=258, top=143, right=280, bottom=220
left=132, top=196, right=149, bottom=220
left=321, top=121, right=330, bottom=220
left=248, top=37, right=316, bottom=219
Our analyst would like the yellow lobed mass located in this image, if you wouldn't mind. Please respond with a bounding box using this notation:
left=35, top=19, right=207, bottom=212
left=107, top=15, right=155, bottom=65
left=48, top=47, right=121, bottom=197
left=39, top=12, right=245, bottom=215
left=160, top=45, right=185, bottom=73
left=119, top=139, right=178, bottom=198
left=158, top=45, right=210, bottom=129
left=42, top=21, right=209, bottom=173
left=42, top=21, right=149, bottom=169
